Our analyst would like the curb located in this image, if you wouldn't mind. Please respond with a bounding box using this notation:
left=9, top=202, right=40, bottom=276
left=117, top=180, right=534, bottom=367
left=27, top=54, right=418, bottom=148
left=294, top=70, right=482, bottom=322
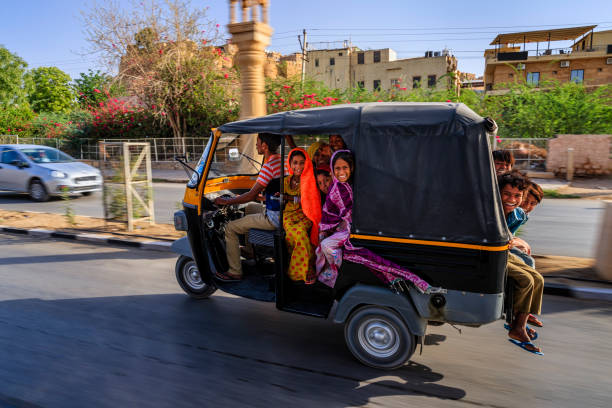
left=544, top=281, right=612, bottom=301
left=0, top=225, right=173, bottom=253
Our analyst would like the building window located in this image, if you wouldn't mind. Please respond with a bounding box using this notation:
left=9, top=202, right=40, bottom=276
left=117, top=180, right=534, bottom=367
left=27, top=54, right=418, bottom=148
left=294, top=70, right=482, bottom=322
left=373, top=50, right=381, bottom=63
left=509, top=73, right=514, bottom=78
left=570, top=69, right=584, bottom=83
left=315, top=58, right=319, bottom=67
left=338, top=52, right=343, bottom=56
left=390, top=78, right=401, bottom=88
left=329, top=57, right=335, bottom=66
left=357, top=81, right=365, bottom=89
left=357, top=52, right=364, bottom=64
left=412, top=76, right=421, bottom=88
left=427, top=75, right=436, bottom=87
left=526, top=72, right=540, bottom=86
left=373, top=79, right=381, bottom=90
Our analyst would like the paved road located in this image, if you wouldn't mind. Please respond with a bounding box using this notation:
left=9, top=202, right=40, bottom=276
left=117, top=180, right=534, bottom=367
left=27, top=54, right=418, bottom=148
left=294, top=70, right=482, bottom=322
left=0, top=183, right=185, bottom=224
left=520, top=199, right=607, bottom=258
left=0, top=188, right=606, bottom=257
left=1, top=233, right=611, bottom=407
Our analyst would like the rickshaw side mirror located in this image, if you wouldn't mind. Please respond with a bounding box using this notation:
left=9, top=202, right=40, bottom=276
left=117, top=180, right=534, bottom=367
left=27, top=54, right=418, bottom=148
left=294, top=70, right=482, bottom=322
left=228, top=148, right=240, bottom=161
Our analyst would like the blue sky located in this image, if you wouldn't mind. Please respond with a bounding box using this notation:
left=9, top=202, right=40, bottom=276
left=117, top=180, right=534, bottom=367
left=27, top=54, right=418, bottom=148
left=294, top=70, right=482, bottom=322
left=1, top=0, right=611, bottom=80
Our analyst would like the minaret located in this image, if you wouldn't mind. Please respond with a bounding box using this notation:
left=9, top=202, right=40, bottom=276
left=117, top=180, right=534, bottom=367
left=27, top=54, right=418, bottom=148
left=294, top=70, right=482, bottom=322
left=228, top=0, right=272, bottom=120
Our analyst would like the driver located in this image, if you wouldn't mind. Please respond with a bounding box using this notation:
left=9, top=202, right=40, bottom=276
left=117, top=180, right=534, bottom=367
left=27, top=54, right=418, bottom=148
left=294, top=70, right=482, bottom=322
left=213, top=133, right=283, bottom=281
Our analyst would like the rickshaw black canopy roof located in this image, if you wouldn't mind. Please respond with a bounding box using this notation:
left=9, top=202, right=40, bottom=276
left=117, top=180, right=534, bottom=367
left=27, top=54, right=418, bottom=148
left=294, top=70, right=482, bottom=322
left=219, top=103, right=509, bottom=246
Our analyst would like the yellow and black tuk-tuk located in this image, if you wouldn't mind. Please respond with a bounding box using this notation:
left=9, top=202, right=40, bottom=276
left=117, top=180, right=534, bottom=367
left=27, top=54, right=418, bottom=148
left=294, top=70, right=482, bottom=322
left=172, top=102, right=510, bottom=369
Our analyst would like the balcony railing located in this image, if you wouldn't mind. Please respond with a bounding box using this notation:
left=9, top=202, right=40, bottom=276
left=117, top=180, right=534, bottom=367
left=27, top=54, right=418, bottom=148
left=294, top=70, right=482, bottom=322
left=489, top=44, right=610, bottom=61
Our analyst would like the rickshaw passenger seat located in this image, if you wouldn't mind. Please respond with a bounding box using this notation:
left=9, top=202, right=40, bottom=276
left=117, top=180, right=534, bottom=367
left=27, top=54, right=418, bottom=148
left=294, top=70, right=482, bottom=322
left=248, top=228, right=275, bottom=248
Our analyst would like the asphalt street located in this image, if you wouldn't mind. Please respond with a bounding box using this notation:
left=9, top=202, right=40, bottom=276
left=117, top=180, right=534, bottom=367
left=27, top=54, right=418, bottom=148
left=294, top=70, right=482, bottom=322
left=0, top=233, right=611, bottom=407
left=0, top=187, right=606, bottom=257
left=520, top=198, right=607, bottom=258
left=0, top=183, right=185, bottom=225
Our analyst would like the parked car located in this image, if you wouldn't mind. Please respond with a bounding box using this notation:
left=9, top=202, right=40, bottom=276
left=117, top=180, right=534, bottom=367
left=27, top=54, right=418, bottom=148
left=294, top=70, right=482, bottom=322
left=0, top=144, right=102, bottom=201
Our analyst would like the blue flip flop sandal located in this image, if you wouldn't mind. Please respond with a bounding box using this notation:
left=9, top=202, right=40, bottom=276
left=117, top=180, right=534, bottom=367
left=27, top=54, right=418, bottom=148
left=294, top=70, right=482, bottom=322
left=508, top=338, right=544, bottom=356
left=504, top=323, right=538, bottom=341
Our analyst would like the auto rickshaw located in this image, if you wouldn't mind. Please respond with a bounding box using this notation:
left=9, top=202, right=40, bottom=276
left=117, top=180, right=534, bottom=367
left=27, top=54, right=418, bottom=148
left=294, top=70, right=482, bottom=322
left=172, top=102, right=510, bottom=369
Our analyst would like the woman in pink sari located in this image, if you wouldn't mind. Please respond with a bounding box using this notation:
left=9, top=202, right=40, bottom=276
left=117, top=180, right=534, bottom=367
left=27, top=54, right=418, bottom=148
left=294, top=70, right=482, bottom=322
left=315, top=150, right=442, bottom=294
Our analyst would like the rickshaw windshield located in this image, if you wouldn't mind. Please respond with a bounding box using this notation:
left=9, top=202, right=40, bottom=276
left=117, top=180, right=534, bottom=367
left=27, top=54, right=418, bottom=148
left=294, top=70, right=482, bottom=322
left=208, top=133, right=261, bottom=178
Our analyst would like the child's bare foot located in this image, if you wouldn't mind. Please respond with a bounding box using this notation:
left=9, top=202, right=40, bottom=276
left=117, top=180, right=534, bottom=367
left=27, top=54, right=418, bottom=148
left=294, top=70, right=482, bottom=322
left=508, top=329, right=541, bottom=354
left=528, top=314, right=543, bottom=327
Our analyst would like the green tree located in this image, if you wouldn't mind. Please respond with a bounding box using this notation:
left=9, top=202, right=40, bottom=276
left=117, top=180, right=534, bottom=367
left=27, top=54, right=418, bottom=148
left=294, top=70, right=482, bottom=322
left=484, top=80, right=612, bottom=138
left=73, top=69, right=123, bottom=109
left=0, top=46, right=28, bottom=107
left=81, top=0, right=238, bottom=142
left=26, top=66, right=75, bottom=113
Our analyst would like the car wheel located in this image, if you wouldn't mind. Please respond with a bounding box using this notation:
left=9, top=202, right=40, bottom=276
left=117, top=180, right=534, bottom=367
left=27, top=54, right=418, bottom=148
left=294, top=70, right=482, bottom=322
left=29, top=179, right=49, bottom=202
left=175, top=255, right=217, bottom=299
left=344, top=306, right=416, bottom=370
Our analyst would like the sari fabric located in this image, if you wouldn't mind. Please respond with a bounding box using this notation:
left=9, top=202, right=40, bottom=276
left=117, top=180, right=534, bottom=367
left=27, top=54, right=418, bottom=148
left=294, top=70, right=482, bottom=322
left=284, top=148, right=321, bottom=284
left=315, top=150, right=432, bottom=293
left=283, top=176, right=315, bottom=283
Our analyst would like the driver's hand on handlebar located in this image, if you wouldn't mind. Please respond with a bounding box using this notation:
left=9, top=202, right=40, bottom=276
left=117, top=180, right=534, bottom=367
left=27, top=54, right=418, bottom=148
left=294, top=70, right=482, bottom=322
left=214, top=197, right=230, bottom=206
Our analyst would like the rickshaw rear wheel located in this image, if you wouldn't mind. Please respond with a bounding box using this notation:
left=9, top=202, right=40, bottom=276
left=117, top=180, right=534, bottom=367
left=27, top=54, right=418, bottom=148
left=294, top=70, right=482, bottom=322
left=175, top=256, right=217, bottom=299
left=344, top=306, right=416, bottom=370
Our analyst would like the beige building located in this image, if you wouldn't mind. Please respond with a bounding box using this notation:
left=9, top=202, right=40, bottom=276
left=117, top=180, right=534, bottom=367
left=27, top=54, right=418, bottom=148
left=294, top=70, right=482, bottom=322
left=305, top=47, right=458, bottom=92
left=484, top=25, right=612, bottom=93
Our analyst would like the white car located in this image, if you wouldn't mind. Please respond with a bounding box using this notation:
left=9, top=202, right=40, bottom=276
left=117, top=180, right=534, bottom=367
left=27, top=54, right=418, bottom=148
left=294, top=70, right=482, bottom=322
left=0, top=144, right=102, bottom=201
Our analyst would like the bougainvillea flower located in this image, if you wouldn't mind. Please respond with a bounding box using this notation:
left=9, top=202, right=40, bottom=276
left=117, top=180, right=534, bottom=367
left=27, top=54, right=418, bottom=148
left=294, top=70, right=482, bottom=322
left=93, top=89, right=101, bottom=93
left=274, top=91, right=280, bottom=96
left=224, top=73, right=229, bottom=78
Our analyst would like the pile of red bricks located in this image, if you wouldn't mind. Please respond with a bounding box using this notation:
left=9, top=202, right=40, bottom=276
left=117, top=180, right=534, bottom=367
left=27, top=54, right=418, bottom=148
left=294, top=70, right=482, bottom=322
left=547, top=134, right=611, bottom=176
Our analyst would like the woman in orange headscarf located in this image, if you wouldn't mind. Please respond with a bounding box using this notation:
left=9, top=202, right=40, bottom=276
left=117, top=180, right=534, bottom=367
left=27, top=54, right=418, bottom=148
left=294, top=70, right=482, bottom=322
left=283, top=148, right=322, bottom=284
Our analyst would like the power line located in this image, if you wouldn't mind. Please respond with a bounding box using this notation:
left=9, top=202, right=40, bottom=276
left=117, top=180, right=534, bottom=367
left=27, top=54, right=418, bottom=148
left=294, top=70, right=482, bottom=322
left=307, top=21, right=612, bottom=31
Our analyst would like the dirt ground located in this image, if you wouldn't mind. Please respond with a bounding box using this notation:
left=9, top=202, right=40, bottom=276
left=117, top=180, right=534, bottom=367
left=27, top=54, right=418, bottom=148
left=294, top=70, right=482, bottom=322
left=0, top=209, right=184, bottom=241
left=555, top=175, right=612, bottom=199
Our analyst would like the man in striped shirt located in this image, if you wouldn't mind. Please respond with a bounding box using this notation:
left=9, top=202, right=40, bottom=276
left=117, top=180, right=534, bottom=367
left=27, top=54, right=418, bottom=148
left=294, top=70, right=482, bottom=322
left=214, top=133, right=283, bottom=281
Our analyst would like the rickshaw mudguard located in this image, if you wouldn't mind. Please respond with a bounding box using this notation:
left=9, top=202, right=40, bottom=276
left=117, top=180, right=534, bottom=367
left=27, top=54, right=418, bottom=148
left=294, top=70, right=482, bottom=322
left=181, top=206, right=215, bottom=286
left=333, top=284, right=427, bottom=336
left=408, top=289, right=504, bottom=325
left=171, top=236, right=193, bottom=258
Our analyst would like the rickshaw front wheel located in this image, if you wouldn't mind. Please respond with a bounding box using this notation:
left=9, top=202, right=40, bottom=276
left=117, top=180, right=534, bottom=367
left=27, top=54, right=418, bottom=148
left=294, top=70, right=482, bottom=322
left=344, top=306, right=416, bottom=370
left=175, top=256, right=217, bottom=299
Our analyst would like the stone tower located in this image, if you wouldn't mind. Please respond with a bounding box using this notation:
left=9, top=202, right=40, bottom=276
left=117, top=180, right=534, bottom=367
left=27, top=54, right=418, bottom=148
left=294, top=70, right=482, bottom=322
left=228, top=0, right=272, bottom=120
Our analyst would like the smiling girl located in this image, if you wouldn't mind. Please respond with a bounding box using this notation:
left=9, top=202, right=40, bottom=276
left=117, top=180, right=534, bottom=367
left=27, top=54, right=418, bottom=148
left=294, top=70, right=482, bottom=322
left=283, top=148, right=321, bottom=284
left=315, top=150, right=438, bottom=294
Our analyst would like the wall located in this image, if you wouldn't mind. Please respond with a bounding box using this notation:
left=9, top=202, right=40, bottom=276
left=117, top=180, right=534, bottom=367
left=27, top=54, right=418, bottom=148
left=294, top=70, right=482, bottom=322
left=490, top=57, right=612, bottom=87
left=546, top=134, right=611, bottom=176
left=351, top=55, right=455, bottom=91
left=304, top=48, right=457, bottom=92
left=305, top=48, right=353, bottom=89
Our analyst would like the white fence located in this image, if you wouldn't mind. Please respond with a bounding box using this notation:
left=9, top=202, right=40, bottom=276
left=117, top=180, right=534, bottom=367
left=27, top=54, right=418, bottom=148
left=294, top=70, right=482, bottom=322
left=491, top=137, right=549, bottom=171
left=2, top=134, right=553, bottom=169
left=0, top=135, right=210, bottom=162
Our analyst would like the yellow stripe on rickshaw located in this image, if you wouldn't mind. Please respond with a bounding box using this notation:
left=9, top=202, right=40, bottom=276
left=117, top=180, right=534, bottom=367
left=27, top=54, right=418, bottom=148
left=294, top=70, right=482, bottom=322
left=350, top=234, right=509, bottom=251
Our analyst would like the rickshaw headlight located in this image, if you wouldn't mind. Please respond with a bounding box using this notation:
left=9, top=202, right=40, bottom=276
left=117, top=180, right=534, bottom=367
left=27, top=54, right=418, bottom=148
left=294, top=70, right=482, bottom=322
left=174, top=210, right=188, bottom=231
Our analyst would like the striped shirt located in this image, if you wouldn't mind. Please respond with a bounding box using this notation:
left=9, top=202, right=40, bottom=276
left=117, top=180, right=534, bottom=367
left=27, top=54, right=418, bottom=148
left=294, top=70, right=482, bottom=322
left=256, top=154, right=281, bottom=187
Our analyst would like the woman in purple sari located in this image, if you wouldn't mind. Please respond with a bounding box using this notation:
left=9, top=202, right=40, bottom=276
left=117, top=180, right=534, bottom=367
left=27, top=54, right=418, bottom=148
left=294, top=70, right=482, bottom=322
left=315, top=150, right=442, bottom=294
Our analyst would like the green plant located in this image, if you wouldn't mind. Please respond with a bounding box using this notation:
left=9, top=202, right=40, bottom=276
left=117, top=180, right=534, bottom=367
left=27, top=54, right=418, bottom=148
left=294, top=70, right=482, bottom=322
left=60, top=187, right=77, bottom=226
left=26, top=66, right=75, bottom=113
left=543, top=189, right=581, bottom=199
left=0, top=46, right=28, bottom=107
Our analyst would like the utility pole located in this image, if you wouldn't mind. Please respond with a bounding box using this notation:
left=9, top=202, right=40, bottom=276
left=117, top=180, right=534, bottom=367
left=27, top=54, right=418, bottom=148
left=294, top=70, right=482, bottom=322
left=298, top=29, right=307, bottom=86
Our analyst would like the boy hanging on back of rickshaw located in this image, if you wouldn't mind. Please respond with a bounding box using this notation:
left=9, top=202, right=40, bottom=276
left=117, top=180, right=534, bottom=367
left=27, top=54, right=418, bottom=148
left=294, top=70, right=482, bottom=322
left=497, top=167, right=545, bottom=356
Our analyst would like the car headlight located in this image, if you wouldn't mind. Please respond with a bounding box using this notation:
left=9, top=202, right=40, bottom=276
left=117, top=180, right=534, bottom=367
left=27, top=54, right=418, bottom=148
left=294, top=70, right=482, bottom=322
left=50, top=170, right=67, bottom=179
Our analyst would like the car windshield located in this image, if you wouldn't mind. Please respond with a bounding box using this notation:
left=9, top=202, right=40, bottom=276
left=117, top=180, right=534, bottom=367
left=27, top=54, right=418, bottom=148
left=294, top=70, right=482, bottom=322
left=20, top=147, right=75, bottom=163
left=209, top=133, right=262, bottom=178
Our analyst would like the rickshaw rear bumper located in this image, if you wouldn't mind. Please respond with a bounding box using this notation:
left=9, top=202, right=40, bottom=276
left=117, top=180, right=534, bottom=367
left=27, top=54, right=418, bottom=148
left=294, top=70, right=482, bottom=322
left=408, top=289, right=504, bottom=326
left=334, top=284, right=503, bottom=336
